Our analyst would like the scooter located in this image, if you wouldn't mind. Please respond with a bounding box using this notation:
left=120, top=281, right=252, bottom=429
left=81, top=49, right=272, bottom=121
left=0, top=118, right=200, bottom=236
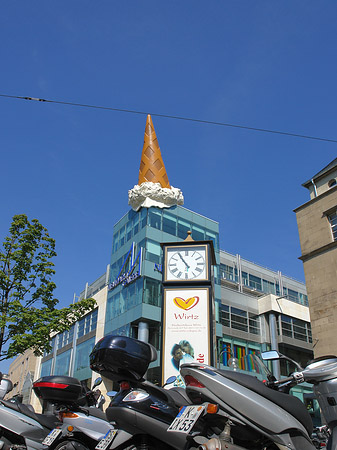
left=261, top=351, right=337, bottom=450
left=33, top=376, right=132, bottom=450
left=0, top=374, right=61, bottom=450
left=89, top=335, right=221, bottom=450
left=179, top=353, right=318, bottom=449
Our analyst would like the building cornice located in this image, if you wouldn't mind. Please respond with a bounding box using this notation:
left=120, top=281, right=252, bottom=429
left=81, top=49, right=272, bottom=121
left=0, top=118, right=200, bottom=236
left=299, top=240, right=337, bottom=262
left=294, top=184, right=337, bottom=213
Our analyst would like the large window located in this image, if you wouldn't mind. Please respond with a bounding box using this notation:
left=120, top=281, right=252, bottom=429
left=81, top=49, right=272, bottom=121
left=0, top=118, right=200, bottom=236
left=280, top=315, right=312, bottom=343
left=219, top=305, right=260, bottom=335
left=73, top=337, right=95, bottom=379
left=54, top=350, right=71, bottom=376
left=107, top=277, right=143, bottom=321
left=328, top=211, right=337, bottom=241
left=143, top=278, right=162, bottom=307
left=40, top=359, right=53, bottom=377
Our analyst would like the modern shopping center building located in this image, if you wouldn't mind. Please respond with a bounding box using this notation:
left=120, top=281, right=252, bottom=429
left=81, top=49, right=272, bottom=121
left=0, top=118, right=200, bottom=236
left=9, top=115, right=315, bottom=416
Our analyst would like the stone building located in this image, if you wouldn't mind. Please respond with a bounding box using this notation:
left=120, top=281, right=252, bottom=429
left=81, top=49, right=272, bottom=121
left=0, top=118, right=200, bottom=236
left=294, top=158, right=337, bottom=357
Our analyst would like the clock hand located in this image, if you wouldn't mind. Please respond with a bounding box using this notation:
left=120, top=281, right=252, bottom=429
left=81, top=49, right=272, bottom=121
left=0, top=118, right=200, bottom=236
left=178, top=253, right=190, bottom=269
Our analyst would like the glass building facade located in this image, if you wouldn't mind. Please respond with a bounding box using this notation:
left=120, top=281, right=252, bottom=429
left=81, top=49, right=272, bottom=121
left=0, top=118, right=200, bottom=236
left=105, top=206, right=220, bottom=380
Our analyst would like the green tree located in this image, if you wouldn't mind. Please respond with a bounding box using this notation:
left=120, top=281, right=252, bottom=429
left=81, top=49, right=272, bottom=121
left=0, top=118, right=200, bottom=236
left=0, top=214, right=96, bottom=360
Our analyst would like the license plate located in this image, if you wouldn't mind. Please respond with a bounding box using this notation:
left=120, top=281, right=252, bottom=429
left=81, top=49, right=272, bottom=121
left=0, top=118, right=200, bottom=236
left=95, top=429, right=118, bottom=450
left=167, top=405, right=205, bottom=434
left=42, top=428, right=62, bottom=446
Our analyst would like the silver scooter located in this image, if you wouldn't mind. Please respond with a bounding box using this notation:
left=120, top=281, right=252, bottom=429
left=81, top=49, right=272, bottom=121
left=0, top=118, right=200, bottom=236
left=0, top=374, right=61, bottom=450
left=179, top=354, right=317, bottom=450
left=261, top=351, right=337, bottom=450
left=33, top=376, right=133, bottom=450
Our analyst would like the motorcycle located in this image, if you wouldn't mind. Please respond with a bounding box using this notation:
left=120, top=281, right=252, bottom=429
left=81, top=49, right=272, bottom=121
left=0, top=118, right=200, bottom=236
left=89, top=335, right=222, bottom=450
left=179, top=352, right=318, bottom=449
left=33, top=376, right=132, bottom=450
left=0, top=373, right=61, bottom=450
left=260, top=351, right=337, bottom=450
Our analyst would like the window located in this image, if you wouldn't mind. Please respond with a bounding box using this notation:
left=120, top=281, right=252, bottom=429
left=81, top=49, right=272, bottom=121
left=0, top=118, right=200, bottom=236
left=262, top=279, right=276, bottom=295
left=146, top=240, right=161, bottom=264
left=328, top=179, right=337, bottom=188
left=192, top=225, right=204, bottom=241
left=57, top=326, right=74, bottom=349
left=280, top=315, right=312, bottom=343
left=148, top=209, right=161, bottom=229
left=77, top=309, right=98, bottom=339
left=231, top=307, right=248, bottom=332
left=40, top=359, right=53, bottom=377
left=73, top=337, right=95, bottom=377
left=143, top=279, right=162, bottom=306
left=54, top=350, right=71, bottom=376
left=220, top=305, right=230, bottom=327
left=219, top=305, right=260, bottom=335
left=177, top=219, right=190, bottom=240
left=163, top=212, right=176, bottom=235
left=249, top=275, right=262, bottom=291
left=220, top=264, right=237, bottom=282
left=328, top=211, right=337, bottom=241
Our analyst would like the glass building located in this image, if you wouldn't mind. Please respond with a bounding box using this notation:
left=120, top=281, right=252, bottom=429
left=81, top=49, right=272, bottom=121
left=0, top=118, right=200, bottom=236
left=36, top=114, right=315, bottom=419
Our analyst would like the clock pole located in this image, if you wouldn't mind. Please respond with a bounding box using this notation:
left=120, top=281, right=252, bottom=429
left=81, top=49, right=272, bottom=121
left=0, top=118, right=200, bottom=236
left=160, top=232, right=216, bottom=385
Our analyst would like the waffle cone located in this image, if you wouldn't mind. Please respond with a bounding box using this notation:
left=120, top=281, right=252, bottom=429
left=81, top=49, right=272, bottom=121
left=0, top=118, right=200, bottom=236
left=138, top=115, right=171, bottom=188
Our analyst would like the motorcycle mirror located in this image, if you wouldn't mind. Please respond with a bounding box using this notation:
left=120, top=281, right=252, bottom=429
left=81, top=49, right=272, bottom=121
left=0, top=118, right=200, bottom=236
left=163, top=376, right=177, bottom=387
left=261, top=351, right=282, bottom=361
left=93, top=377, right=102, bottom=388
left=107, top=391, right=117, bottom=397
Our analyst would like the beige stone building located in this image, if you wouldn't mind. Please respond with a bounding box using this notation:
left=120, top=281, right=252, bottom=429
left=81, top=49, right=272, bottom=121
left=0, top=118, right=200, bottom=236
left=294, top=158, right=337, bottom=357
left=7, top=349, right=38, bottom=403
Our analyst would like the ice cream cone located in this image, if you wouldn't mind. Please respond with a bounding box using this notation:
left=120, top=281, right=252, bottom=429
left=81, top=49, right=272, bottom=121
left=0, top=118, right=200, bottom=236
left=138, top=115, right=171, bottom=188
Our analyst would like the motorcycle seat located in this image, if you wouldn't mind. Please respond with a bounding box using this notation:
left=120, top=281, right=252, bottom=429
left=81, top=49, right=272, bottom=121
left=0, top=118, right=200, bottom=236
left=141, top=382, right=192, bottom=408
left=166, top=387, right=193, bottom=407
left=217, top=370, right=313, bottom=435
left=0, top=400, right=60, bottom=430
left=82, top=406, right=108, bottom=420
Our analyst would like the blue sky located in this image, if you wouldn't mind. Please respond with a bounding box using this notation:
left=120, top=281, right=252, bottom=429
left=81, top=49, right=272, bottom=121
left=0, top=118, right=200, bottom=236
left=1, top=1, right=337, bottom=369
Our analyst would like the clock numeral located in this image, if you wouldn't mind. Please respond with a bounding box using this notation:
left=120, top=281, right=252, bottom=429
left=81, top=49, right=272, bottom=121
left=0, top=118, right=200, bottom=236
left=177, top=271, right=182, bottom=278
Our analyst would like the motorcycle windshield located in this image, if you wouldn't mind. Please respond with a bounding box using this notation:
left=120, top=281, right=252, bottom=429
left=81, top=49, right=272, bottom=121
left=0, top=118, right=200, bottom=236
left=220, top=353, right=272, bottom=382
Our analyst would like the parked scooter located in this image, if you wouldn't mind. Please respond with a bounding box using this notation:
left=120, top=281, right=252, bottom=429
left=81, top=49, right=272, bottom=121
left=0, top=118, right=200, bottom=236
left=89, top=335, right=222, bottom=450
left=33, top=375, right=132, bottom=450
left=179, top=353, right=318, bottom=449
left=260, top=351, right=337, bottom=450
left=0, top=373, right=61, bottom=450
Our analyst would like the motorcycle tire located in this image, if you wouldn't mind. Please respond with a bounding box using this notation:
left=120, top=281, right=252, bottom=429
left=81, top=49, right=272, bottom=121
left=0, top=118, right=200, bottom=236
left=53, top=440, right=90, bottom=450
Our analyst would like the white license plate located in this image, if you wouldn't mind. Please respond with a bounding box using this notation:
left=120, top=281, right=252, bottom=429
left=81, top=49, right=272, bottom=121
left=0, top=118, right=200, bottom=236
left=42, top=428, right=62, bottom=446
left=167, top=405, right=205, bottom=434
left=95, top=429, right=118, bottom=450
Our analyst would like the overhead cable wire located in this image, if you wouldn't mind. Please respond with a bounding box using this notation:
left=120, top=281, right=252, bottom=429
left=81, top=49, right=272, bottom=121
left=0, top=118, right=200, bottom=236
left=0, top=93, right=336, bottom=144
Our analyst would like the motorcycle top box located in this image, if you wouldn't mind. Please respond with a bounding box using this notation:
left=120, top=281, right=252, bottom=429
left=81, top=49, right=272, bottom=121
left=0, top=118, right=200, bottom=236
left=33, top=375, right=82, bottom=403
left=90, top=335, right=157, bottom=381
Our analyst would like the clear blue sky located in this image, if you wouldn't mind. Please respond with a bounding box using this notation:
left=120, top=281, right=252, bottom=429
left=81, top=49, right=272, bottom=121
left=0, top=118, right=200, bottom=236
left=1, top=1, right=337, bottom=370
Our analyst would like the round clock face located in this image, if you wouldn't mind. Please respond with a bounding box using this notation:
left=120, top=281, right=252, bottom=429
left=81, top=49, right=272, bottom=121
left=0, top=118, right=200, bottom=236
left=167, top=248, right=206, bottom=280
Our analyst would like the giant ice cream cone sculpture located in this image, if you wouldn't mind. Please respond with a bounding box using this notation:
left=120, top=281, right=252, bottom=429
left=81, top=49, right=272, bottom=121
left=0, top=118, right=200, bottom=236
left=128, top=115, right=184, bottom=211
left=138, top=115, right=171, bottom=188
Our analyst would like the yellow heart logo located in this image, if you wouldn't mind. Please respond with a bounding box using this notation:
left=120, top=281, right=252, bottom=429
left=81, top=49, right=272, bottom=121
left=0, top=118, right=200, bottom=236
left=173, top=296, right=199, bottom=311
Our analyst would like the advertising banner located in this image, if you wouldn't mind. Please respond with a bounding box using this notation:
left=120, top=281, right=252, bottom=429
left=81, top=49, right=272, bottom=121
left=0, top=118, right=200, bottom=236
left=162, top=287, right=211, bottom=386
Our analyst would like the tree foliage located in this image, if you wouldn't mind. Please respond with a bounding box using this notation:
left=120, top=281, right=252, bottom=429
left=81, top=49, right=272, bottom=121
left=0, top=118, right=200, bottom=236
left=0, top=214, right=96, bottom=360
